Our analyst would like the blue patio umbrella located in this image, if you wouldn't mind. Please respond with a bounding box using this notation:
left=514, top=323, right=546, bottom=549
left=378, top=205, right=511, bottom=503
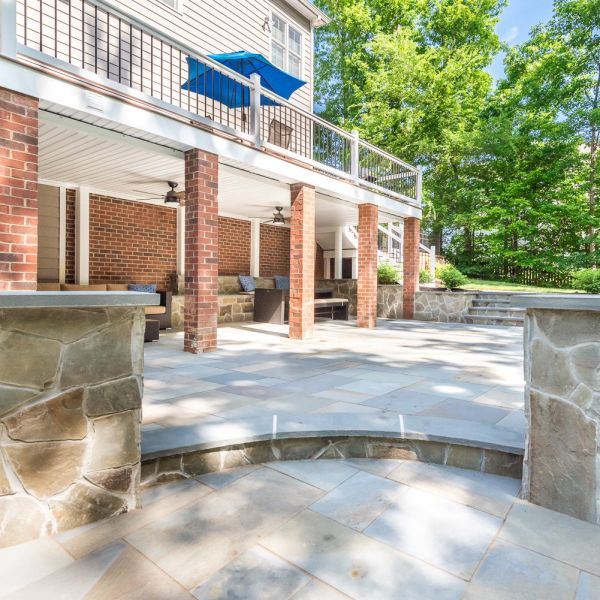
left=181, top=51, right=306, bottom=108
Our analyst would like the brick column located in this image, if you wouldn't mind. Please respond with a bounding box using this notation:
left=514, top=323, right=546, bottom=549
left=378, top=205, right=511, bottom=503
left=0, top=89, right=38, bottom=290
left=403, top=217, right=420, bottom=319
left=289, top=183, right=315, bottom=340
left=357, top=203, right=378, bottom=328
left=183, top=149, right=219, bottom=353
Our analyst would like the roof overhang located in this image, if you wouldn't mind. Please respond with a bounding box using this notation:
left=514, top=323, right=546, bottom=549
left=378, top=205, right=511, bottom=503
left=281, top=0, right=330, bottom=26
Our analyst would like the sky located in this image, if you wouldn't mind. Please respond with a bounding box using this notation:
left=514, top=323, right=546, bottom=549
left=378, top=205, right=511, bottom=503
left=488, top=0, right=555, bottom=81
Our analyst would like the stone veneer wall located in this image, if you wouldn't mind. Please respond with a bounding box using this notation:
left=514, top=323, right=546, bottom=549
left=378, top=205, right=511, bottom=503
left=414, top=290, right=476, bottom=323
left=315, top=281, right=475, bottom=323
left=0, top=306, right=145, bottom=547
left=171, top=279, right=476, bottom=328
left=522, top=308, right=600, bottom=523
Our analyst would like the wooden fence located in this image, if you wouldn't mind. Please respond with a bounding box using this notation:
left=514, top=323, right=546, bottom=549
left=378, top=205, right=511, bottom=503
left=489, top=265, right=575, bottom=289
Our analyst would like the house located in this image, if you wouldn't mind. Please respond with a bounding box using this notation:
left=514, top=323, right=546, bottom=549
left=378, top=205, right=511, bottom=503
left=0, top=0, right=423, bottom=352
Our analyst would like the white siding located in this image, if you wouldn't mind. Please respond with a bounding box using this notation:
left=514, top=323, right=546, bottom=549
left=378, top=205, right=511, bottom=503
left=37, top=184, right=60, bottom=282
left=105, top=0, right=314, bottom=112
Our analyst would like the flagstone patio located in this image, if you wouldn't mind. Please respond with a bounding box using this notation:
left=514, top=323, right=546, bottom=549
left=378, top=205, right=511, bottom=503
left=3, top=458, right=600, bottom=599
left=140, top=320, right=526, bottom=458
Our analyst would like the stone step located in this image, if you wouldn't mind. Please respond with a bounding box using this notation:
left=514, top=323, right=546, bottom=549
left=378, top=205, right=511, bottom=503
left=465, top=314, right=524, bottom=327
left=469, top=307, right=526, bottom=318
left=475, top=293, right=516, bottom=301
left=471, top=299, right=513, bottom=308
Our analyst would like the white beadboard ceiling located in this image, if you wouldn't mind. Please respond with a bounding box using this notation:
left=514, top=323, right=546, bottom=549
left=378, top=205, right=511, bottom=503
left=38, top=109, right=394, bottom=227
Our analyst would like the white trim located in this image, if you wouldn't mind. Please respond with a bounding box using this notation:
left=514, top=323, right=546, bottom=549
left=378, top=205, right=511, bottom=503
left=352, top=256, right=358, bottom=279
left=323, top=249, right=356, bottom=259
left=58, top=186, right=67, bottom=284
left=270, top=10, right=304, bottom=80
left=334, top=227, right=343, bottom=279
left=250, top=219, right=261, bottom=277
left=75, top=187, right=90, bottom=285
left=279, top=0, right=330, bottom=26
left=177, top=205, right=185, bottom=278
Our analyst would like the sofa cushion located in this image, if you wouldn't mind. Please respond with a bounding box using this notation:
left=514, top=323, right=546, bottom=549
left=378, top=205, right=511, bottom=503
left=274, top=275, right=290, bottom=290
left=61, top=284, right=108, bottom=291
left=128, top=283, right=157, bottom=293
left=106, top=283, right=129, bottom=291
left=238, top=275, right=256, bottom=292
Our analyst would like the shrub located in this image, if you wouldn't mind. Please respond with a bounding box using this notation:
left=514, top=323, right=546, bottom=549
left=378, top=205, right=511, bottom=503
left=419, top=269, right=433, bottom=284
left=377, top=261, right=401, bottom=285
left=438, top=265, right=468, bottom=290
left=573, top=269, right=600, bottom=293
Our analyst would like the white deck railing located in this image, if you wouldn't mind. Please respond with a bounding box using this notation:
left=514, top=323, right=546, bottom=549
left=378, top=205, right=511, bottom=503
left=4, top=0, right=421, bottom=206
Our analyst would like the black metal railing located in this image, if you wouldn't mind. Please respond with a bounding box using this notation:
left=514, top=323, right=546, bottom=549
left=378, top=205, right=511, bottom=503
left=14, top=0, right=420, bottom=203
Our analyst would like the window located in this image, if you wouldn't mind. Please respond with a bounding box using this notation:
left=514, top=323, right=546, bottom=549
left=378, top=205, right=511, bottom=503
left=157, top=0, right=182, bottom=11
left=271, top=13, right=303, bottom=79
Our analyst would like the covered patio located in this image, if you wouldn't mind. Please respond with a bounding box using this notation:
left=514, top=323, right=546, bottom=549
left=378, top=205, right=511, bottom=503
left=32, top=109, right=422, bottom=350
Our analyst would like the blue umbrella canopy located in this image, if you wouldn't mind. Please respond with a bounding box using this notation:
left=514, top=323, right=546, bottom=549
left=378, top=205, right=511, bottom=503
left=181, top=51, right=306, bottom=108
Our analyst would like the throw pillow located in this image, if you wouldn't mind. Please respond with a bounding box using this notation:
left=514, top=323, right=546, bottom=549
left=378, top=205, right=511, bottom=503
left=238, top=275, right=256, bottom=292
left=128, top=283, right=157, bottom=293
left=274, top=275, right=290, bottom=290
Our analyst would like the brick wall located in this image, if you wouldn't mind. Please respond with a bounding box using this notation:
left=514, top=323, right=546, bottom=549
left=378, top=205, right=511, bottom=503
left=260, top=223, right=290, bottom=276
left=357, top=203, right=379, bottom=328
left=219, top=216, right=250, bottom=275
left=63, top=199, right=324, bottom=285
left=289, top=184, right=316, bottom=339
left=184, top=148, right=219, bottom=353
left=65, top=189, right=76, bottom=283
left=403, top=217, right=421, bottom=319
left=0, top=89, right=39, bottom=290
left=86, top=195, right=177, bottom=289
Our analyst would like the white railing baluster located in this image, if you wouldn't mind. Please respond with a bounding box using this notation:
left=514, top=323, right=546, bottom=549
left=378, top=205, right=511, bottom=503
left=249, top=72, right=262, bottom=148
left=351, top=129, right=359, bottom=183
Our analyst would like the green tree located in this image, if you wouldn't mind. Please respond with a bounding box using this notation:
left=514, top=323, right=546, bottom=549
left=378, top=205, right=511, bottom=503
left=314, top=0, right=506, bottom=255
left=499, top=0, right=600, bottom=261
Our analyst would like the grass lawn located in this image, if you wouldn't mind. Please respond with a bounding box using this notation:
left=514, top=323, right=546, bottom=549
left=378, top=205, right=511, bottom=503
left=462, top=278, right=581, bottom=294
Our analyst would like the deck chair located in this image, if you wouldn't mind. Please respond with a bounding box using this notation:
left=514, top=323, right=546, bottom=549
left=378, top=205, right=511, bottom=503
left=268, top=118, right=293, bottom=150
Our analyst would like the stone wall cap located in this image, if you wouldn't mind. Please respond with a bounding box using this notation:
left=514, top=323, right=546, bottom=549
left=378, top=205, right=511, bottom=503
left=0, top=291, right=160, bottom=308
left=416, top=289, right=479, bottom=295
left=141, top=412, right=525, bottom=460
left=511, top=294, right=600, bottom=311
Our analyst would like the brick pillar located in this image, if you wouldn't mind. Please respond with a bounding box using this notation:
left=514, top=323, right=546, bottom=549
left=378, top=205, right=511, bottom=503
left=289, top=183, right=315, bottom=340
left=0, top=89, right=38, bottom=290
left=403, top=217, right=420, bottom=319
left=357, top=203, right=379, bottom=328
left=183, top=149, right=219, bottom=353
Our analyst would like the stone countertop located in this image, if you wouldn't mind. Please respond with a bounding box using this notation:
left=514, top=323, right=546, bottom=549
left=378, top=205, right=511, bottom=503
left=0, top=291, right=160, bottom=308
left=511, top=294, right=600, bottom=311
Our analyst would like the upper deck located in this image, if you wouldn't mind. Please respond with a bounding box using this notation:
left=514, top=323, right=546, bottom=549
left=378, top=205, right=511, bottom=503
left=1, top=0, right=421, bottom=210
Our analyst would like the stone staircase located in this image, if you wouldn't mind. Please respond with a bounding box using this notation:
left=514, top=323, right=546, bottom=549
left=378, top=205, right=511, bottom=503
left=465, top=292, right=526, bottom=327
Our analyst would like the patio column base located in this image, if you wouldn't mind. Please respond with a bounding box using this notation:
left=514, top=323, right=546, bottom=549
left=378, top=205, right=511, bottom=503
left=403, top=217, right=420, bottom=319
left=357, top=203, right=378, bottom=328
left=184, top=148, right=219, bottom=353
left=0, top=88, right=38, bottom=291
left=289, top=183, right=315, bottom=340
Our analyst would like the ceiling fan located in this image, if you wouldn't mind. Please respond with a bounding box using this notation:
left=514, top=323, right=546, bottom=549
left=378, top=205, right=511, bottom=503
left=135, top=181, right=185, bottom=205
left=262, top=206, right=289, bottom=225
